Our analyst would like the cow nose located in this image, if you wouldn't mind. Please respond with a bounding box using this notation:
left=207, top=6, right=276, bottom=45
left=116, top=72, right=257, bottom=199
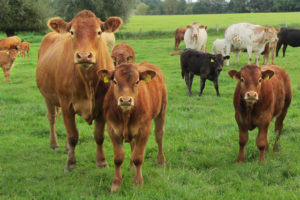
left=118, top=96, right=134, bottom=107
left=245, top=91, right=258, bottom=101
left=75, top=52, right=94, bottom=63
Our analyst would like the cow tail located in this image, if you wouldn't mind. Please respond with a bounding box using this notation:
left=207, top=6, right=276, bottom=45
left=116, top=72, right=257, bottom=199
left=170, top=51, right=182, bottom=56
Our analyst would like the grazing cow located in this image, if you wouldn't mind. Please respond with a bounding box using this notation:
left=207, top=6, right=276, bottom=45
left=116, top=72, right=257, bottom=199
left=0, top=36, right=21, bottom=50
left=212, top=38, right=240, bottom=66
left=184, top=22, right=207, bottom=52
left=276, top=28, right=300, bottom=57
left=18, top=41, right=30, bottom=57
left=224, top=23, right=278, bottom=65
left=111, top=41, right=135, bottom=66
left=228, top=64, right=292, bottom=162
left=98, top=62, right=167, bottom=192
left=0, top=49, right=17, bottom=82
left=36, top=10, right=122, bottom=172
left=174, top=28, right=186, bottom=50
left=181, top=48, right=229, bottom=96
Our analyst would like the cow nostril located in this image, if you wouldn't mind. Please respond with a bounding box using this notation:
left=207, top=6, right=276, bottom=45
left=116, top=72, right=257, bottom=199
left=77, top=53, right=81, bottom=59
left=88, top=52, right=93, bottom=59
left=120, top=98, right=124, bottom=103
left=128, top=98, right=132, bottom=103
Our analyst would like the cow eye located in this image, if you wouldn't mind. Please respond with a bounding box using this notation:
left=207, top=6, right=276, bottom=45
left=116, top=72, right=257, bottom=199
left=135, top=80, right=140, bottom=85
left=113, top=80, right=117, bottom=85
left=98, top=31, right=101, bottom=36
left=70, top=31, right=74, bottom=36
left=258, top=78, right=262, bottom=83
left=240, top=77, right=245, bottom=82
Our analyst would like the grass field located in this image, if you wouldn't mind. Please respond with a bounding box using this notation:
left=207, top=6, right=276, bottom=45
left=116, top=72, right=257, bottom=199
left=1, top=13, right=300, bottom=199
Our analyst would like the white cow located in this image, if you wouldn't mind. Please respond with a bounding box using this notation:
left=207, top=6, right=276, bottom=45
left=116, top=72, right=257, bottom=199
left=224, top=23, right=278, bottom=65
left=212, top=38, right=241, bottom=66
left=184, top=22, right=207, bottom=52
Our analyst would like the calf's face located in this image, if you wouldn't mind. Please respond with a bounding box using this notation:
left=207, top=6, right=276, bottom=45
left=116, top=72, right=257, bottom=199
left=98, top=64, right=156, bottom=111
left=228, top=65, right=274, bottom=104
left=264, top=26, right=278, bottom=43
left=210, top=54, right=229, bottom=74
left=112, top=53, right=134, bottom=67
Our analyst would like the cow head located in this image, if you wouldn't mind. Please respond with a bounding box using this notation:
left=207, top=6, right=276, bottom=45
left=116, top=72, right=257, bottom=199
left=209, top=54, right=229, bottom=74
left=228, top=65, right=274, bottom=105
left=264, top=26, right=278, bottom=43
left=98, top=64, right=156, bottom=111
left=48, top=10, right=122, bottom=68
left=187, top=22, right=202, bottom=39
left=112, top=54, right=134, bottom=67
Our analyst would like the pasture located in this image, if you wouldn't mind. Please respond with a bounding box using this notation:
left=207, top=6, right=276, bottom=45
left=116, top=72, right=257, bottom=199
left=1, top=13, right=300, bottom=199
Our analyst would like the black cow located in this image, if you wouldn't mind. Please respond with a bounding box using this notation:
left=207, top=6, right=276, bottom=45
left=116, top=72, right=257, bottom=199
left=180, top=48, right=229, bottom=96
left=276, top=28, right=300, bottom=57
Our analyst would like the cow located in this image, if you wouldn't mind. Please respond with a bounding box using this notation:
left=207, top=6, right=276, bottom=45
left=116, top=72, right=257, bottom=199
left=276, top=28, right=300, bottom=57
left=36, top=10, right=122, bottom=172
left=184, top=22, right=207, bottom=52
left=101, top=32, right=116, bottom=53
left=111, top=41, right=135, bottom=66
left=98, top=62, right=167, bottom=192
left=0, top=49, right=17, bottom=82
left=180, top=48, right=229, bottom=96
left=212, top=38, right=240, bottom=66
left=228, top=64, right=292, bottom=162
left=262, top=41, right=277, bottom=65
left=174, top=28, right=186, bottom=50
left=0, top=36, right=21, bottom=50
left=224, top=23, right=278, bottom=65
left=18, top=41, right=30, bottom=57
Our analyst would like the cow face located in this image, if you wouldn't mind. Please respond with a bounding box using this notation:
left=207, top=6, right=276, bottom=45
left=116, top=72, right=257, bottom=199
left=264, top=26, right=278, bottom=43
left=112, top=54, right=134, bottom=67
left=210, top=54, right=228, bottom=74
left=228, top=65, right=274, bottom=104
left=48, top=10, right=122, bottom=68
left=187, top=23, right=201, bottom=39
left=98, top=64, right=156, bottom=111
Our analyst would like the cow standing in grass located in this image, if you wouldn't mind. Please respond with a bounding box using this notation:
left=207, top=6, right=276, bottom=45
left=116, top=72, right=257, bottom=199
left=174, top=28, right=186, bottom=50
left=228, top=64, right=292, bottom=162
left=36, top=10, right=122, bottom=172
left=184, top=22, right=207, bottom=52
left=276, top=28, right=300, bottom=57
left=98, top=62, right=167, bottom=192
left=0, top=49, right=17, bottom=82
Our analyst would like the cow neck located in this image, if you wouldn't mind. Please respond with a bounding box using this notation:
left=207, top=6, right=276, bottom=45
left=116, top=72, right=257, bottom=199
left=240, top=96, right=256, bottom=130
left=121, top=110, right=131, bottom=143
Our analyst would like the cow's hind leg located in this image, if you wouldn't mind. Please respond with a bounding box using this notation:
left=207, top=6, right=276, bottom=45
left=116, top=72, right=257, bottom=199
left=256, top=124, right=270, bottom=162
left=94, top=116, right=108, bottom=168
left=45, top=99, right=59, bottom=150
left=154, top=103, right=167, bottom=166
left=199, top=77, right=206, bottom=96
left=282, top=44, right=288, bottom=57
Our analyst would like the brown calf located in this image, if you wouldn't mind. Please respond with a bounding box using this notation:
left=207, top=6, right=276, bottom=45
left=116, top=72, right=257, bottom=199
left=228, top=64, right=292, bottom=162
left=98, top=62, right=167, bottom=192
left=111, top=41, right=135, bottom=66
left=36, top=10, right=122, bottom=172
left=174, top=28, right=186, bottom=50
left=0, top=49, right=17, bottom=82
left=18, top=41, right=30, bottom=57
left=0, top=36, right=21, bottom=50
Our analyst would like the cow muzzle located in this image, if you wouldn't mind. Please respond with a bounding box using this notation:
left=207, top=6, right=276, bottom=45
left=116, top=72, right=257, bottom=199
left=74, top=51, right=96, bottom=65
left=244, top=91, right=258, bottom=103
left=118, top=96, right=134, bottom=110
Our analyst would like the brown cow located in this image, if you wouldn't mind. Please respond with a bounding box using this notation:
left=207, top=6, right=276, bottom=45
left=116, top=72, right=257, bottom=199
left=0, top=49, right=17, bottom=82
left=111, top=41, right=135, bottom=66
left=98, top=62, right=167, bottom=192
left=174, top=28, right=186, bottom=50
left=0, top=36, right=21, bottom=50
left=228, top=64, right=292, bottom=162
left=36, top=10, right=122, bottom=172
left=18, top=41, right=30, bottom=57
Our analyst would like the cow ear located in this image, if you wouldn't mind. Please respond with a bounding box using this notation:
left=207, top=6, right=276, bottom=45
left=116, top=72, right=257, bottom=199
left=101, top=17, right=123, bottom=33
left=205, top=26, right=207, bottom=30
left=262, top=70, right=274, bottom=80
left=140, top=70, right=156, bottom=82
left=224, top=56, right=230, bottom=60
left=228, top=70, right=240, bottom=81
left=186, top=25, right=192, bottom=29
left=127, top=56, right=134, bottom=63
left=97, top=69, right=114, bottom=83
left=275, top=28, right=280, bottom=32
left=48, top=17, right=70, bottom=33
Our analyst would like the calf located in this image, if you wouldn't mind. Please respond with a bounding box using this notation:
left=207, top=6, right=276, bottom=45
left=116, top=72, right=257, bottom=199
left=228, top=64, right=292, bottom=162
left=174, top=28, right=186, bottom=50
left=0, top=49, right=17, bottom=82
left=98, top=62, right=167, bottom=192
left=212, top=38, right=239, bottom=66
left=0, top=36, right=21, bottom=50
left=184, top=22, right=207, bottom=52
left=262, top=41, right=277, bottom=64
left=181, top=48, right=229, bottom=96
left=111, top=41, right=135, bottom=66
left=276, top=28, right=300, bottom=57
left=18, top=41, right=30, bottom=57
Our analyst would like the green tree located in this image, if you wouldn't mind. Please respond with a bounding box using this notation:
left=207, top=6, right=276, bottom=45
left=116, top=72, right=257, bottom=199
left=136, top=3, right=149, bottom=15
left=176, top=0, right=187, bottom=14
left=163, top=0, right=178, bottom=14
left=228, top=0, right=249, bottom=13
left=0, top=0, right=50, bottom=36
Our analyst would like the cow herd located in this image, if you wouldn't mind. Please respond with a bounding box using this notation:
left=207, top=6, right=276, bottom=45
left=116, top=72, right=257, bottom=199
left=0, top=9, right=298, bottom=192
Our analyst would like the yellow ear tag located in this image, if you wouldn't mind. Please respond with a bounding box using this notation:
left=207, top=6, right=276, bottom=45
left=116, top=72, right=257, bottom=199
left=144, top=74, right=152, bottom=82
left=104, top=76, right=110, bottom=83
left=233, top=75, right=238, bottom=81
left=264, top=75, right=269, bottom=80
left=211, top=58, right=214, bottom=63
left=6, top=51, right=9, bottom=55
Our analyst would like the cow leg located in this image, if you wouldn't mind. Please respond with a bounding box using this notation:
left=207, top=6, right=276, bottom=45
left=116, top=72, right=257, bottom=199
left=94, top=116, right=108, bottom=168
left=213, top=79, right=220, bottom=97
left=256, top=124, right=269, bottom=162
left=45, top=99, right=59, bottom=150
left=255, top=52, right=260, bottom=66
left=271, top=43, right=277, bottom=64
left=189, top=73, right=194, bottom=95
left=154, top=103, right=167, bottom=166
left=109, top=128, right=125, bottom=193
left=130, top=140, right=136, bottom=170
left=132, top=124, right=151, bottom=187
left=282, top=44, right=288, bottom=57
left=234, top=51, right=239, bottom=64
left=247, top=47, right=253, bottom=64
left=175, top=39, right=179, bottom=50
left=199, top=78, right=206, bottom=96
left=237, top=126, right=248, bottom=163
left=276, top=40, right=282, bottom=57
left=2, top=68, right=10, bottom=83
left=185, top=72, right=193, bottom=96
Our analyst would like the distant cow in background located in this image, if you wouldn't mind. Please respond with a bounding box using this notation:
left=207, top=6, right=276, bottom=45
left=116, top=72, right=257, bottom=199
left=112, top=41, right=135, bottom=66
left=184, top=22, right=207, bottom=52
left=0, top=36, right=21, bottom=50
left=224, top=23, right=278, bottom=65
left=174, top=28, right=186, bottom=50
left=0, top=49, right=17, bottom=82
left=262, top=41, right=277, bottom=64
left=276, top=28, right=300, bottom=57
left=180, top=48, right=229, bottom=96
left=18, top=41, right=30, bottom=57
left=212, top=38, right=240, bottom=66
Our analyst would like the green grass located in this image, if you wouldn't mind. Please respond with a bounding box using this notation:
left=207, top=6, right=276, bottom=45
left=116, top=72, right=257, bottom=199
left=1, top=13, right=300, bottom=199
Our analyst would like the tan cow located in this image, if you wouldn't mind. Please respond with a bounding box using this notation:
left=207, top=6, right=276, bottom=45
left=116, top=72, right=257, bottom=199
left=36, top=10, right=122, bottom=172
left=98, top=62, right=167, bottom=192
left=174, top=28, right=186, bottom=50
left=111, top=41, right=135, bottom=66
left=0, top=49, right=17, bottom=82
left=18, top=41, right=30, bottom=57
left=0, top=36, right=21, bottom=50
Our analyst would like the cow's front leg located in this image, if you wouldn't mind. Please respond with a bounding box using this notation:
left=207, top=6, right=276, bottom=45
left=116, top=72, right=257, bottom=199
left=199, top=78, right=206, bottom=96
left=2, top=67, right=10, bottom=83
left=237, top=125, right=248, bottom=163
left=213, top=79, right=220, bottom=97
left=61, top=103, right=78, bottom=172
left=255, top=52, right=260, bottom=66
left=94, top=116, right=108, bottom=168
left=256, top=124, right=270, bottom=162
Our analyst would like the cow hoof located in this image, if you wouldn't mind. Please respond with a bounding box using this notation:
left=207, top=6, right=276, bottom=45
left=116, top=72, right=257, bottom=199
left=273, top=144, right=280, bottom=153
left=111, top=178, right=122, bottom=193
left=157, top=155, right=166, bottom=167
left=50, top=144, right=59, bottom=150
left=64, top=164, right=76, bottom=173
left=97, top=161, right=109, bottom=168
